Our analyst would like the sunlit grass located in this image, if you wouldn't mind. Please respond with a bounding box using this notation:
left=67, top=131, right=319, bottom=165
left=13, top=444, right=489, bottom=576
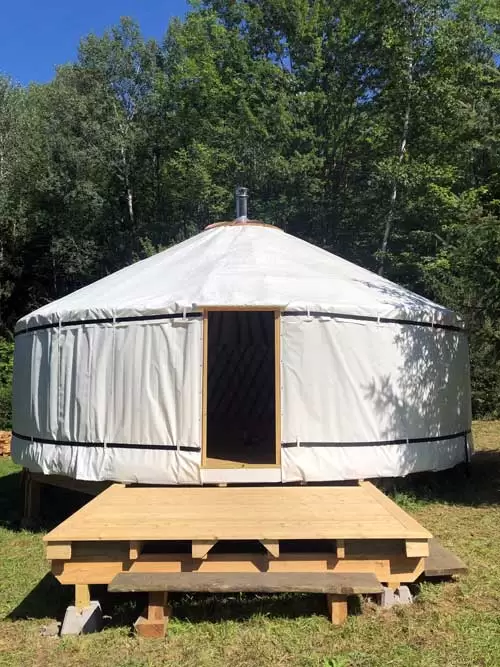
left=0, top=421, right=499, bottom=666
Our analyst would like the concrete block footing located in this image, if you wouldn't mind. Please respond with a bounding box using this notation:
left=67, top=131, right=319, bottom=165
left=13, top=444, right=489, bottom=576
left=379, top=585, right=413, bottom=609
left=60, top=601, right=103, bottom=636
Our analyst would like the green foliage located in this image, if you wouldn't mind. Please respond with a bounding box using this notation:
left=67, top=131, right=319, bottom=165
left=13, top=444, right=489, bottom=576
left=0, top=5, right=499, bottom=415
left=424, top=212, right=500, bottom=417
left=322, top=658, right=351, bottom=667
left=0, top=338, right=13, bottom=429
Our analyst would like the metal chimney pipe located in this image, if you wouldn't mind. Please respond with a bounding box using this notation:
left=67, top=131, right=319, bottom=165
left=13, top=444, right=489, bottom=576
left=235, top=186, right=248, bottom=222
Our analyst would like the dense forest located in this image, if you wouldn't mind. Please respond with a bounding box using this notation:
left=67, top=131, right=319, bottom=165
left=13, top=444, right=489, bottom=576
left=0, top=0, right=499, bottom=427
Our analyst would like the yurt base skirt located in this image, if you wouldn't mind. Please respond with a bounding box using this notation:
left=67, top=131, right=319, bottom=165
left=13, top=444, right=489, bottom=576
left=11, top=432, right=471, bottom=485
left=281, top=433, right=470, bottom=483
left=11, top=437, right=202, bottom=485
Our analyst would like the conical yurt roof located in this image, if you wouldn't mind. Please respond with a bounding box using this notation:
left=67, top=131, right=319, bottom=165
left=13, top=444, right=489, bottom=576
left=16, top=222, right=461, bottom=331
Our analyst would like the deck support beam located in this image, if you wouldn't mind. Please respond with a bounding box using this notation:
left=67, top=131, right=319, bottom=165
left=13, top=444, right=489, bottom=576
left=326, top=594, right=348, bottom=625
left=260, top=540, right=280, bottom=558
left=52, top=550, right=426, bottom=585
left=406, top=539, right=429, bottom=558
left=192, top=540, right=217, bottom=560
left=22, top=469, right=41, bottom=526
left=46, top=541, right=72, bottom=560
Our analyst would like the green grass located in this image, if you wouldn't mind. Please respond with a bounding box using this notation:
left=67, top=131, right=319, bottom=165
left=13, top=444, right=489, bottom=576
left=0, top=422, right=499, bottom=667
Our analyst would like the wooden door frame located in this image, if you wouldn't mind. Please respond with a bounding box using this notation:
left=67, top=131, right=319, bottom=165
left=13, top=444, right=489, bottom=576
left=201, top=307, right=282, bottom=469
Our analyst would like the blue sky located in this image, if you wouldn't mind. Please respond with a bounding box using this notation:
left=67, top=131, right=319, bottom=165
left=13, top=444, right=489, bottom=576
left=0, top=0, right=190, bottom=85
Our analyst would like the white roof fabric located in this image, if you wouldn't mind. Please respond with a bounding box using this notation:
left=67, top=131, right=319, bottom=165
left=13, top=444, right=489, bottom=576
left=16, top=224, right=460, bottom=331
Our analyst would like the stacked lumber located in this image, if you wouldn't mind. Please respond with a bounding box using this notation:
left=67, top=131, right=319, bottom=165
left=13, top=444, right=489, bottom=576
left=0, top=431, right=11, bottom=456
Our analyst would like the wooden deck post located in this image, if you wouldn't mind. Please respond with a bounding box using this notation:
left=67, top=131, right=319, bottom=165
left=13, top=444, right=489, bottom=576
left=148, top=592, right=167, bottom=622
left=192, top=540, right=217, bottom=560
left=129, top=541, right=143, bottom=560
left=75, top=584, right=91, bottom=611
left=22, top=469, right=41, bottom=526
left=336, top=539, right=346, bottom=559
left=326, top=594, right=348, bottom=625
left=135, top=591, right=171, bottom=638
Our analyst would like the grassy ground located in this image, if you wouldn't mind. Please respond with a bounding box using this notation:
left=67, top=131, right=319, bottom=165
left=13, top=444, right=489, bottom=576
left=0, top=422, right=499, bottom=667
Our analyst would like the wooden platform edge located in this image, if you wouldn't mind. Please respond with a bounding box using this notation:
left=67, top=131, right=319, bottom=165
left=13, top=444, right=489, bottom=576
left=360, top=481, right=433, bottom=539
left=43, top=483, right=125, bottom=543
left=424, top=538, right=467, bottom=578
left=30, top=471, right=111, bottom=497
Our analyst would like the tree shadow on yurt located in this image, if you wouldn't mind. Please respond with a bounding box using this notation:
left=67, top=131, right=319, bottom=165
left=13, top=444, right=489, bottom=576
left=362, top=307, right=499, bottom=506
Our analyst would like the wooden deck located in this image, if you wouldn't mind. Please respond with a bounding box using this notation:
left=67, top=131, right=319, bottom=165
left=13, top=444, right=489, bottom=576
left=39, top=482, right=470, bottom=635
left=44, top=481, right=431, bottom=543
left=44, top=481, right=432, bottom=593
left=42, top=480, right=440, bottom=633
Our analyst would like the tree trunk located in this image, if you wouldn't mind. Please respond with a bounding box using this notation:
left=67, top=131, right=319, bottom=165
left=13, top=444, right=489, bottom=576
left=0, top=139, right=4, bottom=181
left=0, top=140, right=4, bottom=265
left=52, top=252, right=57, bottom=296
left=120, top=142, right=135, bottom=229
left=113, top=104, right=135, bottom=234
left=378, top=57, right=413, bottom=276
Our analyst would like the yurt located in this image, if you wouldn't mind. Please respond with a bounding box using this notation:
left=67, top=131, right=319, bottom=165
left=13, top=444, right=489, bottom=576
left=11, top=192, right=472, bottom=485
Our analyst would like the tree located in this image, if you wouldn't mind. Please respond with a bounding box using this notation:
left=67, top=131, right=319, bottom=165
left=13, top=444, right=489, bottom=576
left=0, top=3, right=499, bottom=415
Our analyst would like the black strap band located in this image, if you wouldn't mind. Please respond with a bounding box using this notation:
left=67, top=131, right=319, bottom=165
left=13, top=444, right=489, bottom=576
left=12, top=431, right=200, bottom=453
left=15, top=309, right=465, bottom=336
left=13, top=430, right=469, bottom=452
left=281, top=311, right=464, bottom=333
left=14, top=311, right=202, bottom=336
left=282, top=429, right=470, bottom=448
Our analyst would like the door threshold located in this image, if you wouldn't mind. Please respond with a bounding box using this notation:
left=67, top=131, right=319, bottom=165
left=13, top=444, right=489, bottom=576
left=203, top=457, right=280, bottom=469
left=200, top=466, right=282, bottom=484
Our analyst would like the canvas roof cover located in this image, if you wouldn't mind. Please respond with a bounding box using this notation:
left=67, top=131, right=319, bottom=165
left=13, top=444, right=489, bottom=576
left=16, top=224, right=461, bottom=331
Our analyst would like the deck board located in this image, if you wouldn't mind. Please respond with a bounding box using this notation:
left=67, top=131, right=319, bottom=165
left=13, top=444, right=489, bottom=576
left=44, top=482, right=431, bottom=543
left=424, top=538, right=467, bottom=577
left=108, top=571, right=384, bottom=594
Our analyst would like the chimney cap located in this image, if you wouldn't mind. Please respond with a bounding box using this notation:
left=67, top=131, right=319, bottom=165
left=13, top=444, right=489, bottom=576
left=235, top=186, right=248, bottom=222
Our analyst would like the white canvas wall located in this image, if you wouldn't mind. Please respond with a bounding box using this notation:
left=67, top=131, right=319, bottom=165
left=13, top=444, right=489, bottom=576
left=280, top=316, right=471, bottom=481
left=12, top=317, right=203, bottom=484
left=12, top=313, right=471, bottom=484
